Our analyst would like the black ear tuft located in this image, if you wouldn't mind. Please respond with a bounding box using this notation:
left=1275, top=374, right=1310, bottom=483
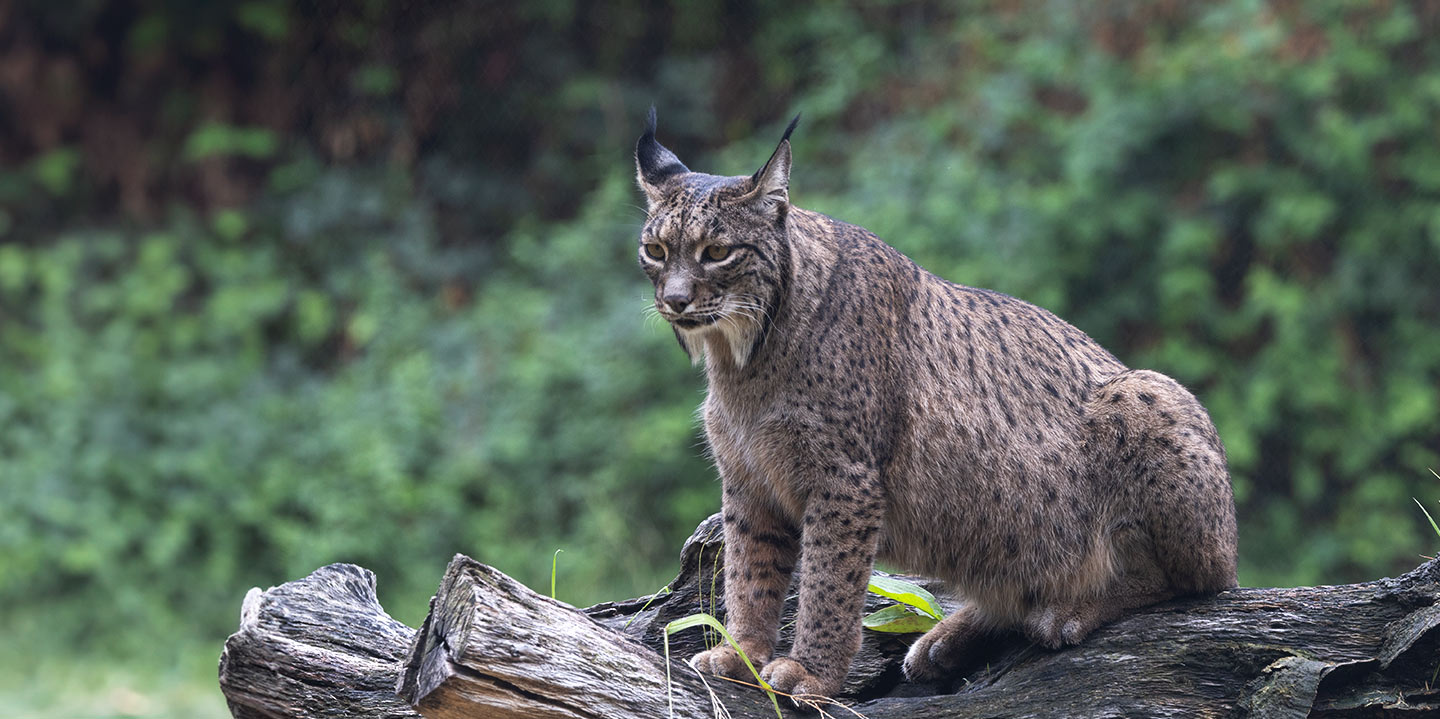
left=780, top=113, right=801, bottom=144
left=751, top=113, right=801, bottom=185
left=744, top=113, right=797, bottom=220
left=636, top=106, right=689, bottom=186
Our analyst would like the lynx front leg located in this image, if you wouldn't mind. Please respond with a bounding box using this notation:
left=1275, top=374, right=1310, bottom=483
left=761, top=470, right=883, bottom=698
left=690, top=484, right=798, bottom=681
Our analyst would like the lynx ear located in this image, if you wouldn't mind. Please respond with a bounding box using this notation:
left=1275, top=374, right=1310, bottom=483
left=635, top=106, right=688, bottom=207
left=744, top=113, right=800, bottom=220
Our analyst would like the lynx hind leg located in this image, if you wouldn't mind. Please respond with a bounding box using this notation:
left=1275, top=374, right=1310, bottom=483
left=902, top=604, right=995, bottom=682
left=1021, top=525, right=1175, bottom=649
left=1087, top=369, right=1239, bottom=595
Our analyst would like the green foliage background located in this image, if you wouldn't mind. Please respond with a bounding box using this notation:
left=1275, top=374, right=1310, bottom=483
left=1, top=1, right=1438, bottom=715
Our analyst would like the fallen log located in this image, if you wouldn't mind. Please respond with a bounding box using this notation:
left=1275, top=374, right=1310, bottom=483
left=217, top=563, right=422, bottom=719
left=219, top=513, right=1440, bottom=718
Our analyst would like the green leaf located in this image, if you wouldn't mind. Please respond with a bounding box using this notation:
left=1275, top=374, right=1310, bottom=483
left=867, top=574, right=945, bottom=620
left=862, top=604, right=940, bottom=634
left=353, top=64, right=401, bottom=97
left=183, top=123, right=279, bottom=162
left=212, top=209, right=248, bottom=241
left=33, top=148, right=81, bottom=195
left=235, top=1, right=290, bottom=40
left=127, top=13, right=168, bottom=53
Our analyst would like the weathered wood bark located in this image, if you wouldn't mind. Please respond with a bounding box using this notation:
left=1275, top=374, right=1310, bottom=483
left=217, top=563, right=422, bottom=719
left=393, top=552, right=776, bottom=719
left=221, top=514, right=1440, bottom=718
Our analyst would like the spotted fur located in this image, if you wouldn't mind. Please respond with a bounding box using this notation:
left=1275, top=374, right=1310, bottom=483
left=634, top=110, right=1238, bottom=697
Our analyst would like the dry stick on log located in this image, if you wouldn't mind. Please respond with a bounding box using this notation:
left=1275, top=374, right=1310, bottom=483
left=220, top=514, right=1440, bottom=718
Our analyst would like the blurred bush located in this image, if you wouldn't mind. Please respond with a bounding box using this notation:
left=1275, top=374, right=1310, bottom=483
left=0, top=0, right=1437, bottom=659
left=0, top=169, right=715, bottom=643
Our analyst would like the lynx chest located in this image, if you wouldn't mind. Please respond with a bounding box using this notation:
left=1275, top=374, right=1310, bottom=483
left=701, top=384, right=827, bottom=521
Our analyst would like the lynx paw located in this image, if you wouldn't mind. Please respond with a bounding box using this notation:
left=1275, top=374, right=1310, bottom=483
left=1022, top=604, right=1095, bottom=650
left=759, top=656, right=839, bottom=698
left=902, top=606, right=988, bottom=682
left=690, top=643, right=769, bottom=681
left=901, top=631, right=946, bottom=681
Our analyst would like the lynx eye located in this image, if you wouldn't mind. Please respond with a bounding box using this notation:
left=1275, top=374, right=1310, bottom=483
left=703, top=244, right=731, bottom=262
left=643, top=242, right=667, bottom=261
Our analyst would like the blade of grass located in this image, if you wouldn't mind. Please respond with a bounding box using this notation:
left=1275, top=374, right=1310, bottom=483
left=550, top=549, right=563, bottom=599
left=623, top=584, right=673, bottom=630
left=1416, top=498, right=1440, bottom=539
left=664, top=613, right=783, bottom=719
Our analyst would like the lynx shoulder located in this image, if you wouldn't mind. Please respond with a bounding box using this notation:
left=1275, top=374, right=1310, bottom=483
left=633, top=108, right=1238, bottom=697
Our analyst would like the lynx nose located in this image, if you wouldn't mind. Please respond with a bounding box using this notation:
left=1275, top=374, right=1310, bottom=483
left=662, top=291, right=691, bottom=313
left=661, top=279, right=694, bottom=314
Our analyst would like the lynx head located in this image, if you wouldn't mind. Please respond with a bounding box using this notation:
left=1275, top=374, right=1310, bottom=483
left=635, top=108, right=798, bottom=369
